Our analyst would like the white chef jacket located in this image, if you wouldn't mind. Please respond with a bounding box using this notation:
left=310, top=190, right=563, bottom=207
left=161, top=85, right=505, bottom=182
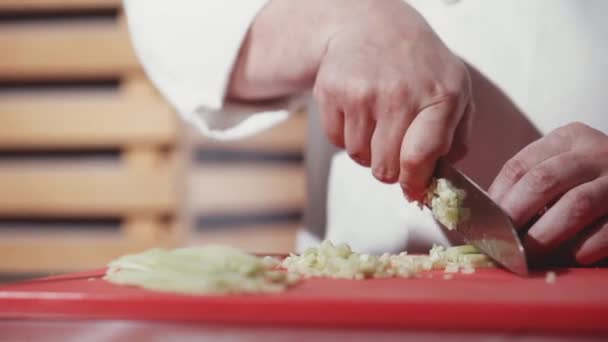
left=123, top=0, right=608, bottom=254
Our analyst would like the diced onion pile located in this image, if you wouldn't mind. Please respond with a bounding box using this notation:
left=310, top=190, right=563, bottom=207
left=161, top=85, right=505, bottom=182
left=426, top=178, right=470, bottom=230
left=104, top=242, right=495, bottom=295
left=281, top=240, right=395, bottom=279
left=104, top=245, right=297, bottom=295
left=281, top=240, right=494, bottom=280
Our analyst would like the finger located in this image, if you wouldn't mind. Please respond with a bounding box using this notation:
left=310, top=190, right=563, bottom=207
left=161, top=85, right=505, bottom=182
left=488, top=130, right=572, bottom=203
left=370, top=110, right=411, bottom=183
left=445, top=100, right=474, bottom=163
left=399, top=100, right=460, bottom=198
left=344, top=104, right=375, bottom=167
left=523, top=176, right=608, bottom=259
left=499, top=152, right=599, bottom=228
left=318, top=101, right=345, bottom=148
left=572, top=216, right=608, bottom=265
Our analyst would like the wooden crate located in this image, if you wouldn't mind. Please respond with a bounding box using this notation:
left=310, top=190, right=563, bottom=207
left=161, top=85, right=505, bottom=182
left=186, top=113, right=307, bottom=254
left=0, top=0, right=308, bottom=273
left=0, top=2, right=181, bottom=273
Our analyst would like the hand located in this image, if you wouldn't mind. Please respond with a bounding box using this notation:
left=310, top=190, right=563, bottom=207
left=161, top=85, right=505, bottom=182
left=489, top=122, right=608, bottom=265
left=312, top=0, right=473, bottom=199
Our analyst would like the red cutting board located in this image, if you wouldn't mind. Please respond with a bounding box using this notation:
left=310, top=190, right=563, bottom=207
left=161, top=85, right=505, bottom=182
left=0, top=267, right=607, bottom=333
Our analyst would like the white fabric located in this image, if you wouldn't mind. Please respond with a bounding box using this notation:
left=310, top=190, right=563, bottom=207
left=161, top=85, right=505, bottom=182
left=123, top=0, right=299, bottom=140
left=124, top=0, right=608, bottom=254
left=409, top=0, right=608, bottom=135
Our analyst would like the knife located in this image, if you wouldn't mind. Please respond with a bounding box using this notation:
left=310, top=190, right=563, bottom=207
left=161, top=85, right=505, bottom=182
left=433, top=160, right=528, bottom=276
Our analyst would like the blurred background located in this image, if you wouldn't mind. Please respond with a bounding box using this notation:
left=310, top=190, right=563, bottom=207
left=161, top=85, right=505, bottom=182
left=0, top=0, right=305, bottom=280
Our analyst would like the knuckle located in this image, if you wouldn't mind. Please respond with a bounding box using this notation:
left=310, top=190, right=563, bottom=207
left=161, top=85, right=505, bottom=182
left=403, top=142, right=450, bottom=171
left=428, top=81, right=461, bottom=104
left=382, top=79, right=409, bottom=100
left=552, top=121, right=590, bottom=141
left=551, top=125, right=571, bottom=141
left=314, top=76, right=341, bottom=101
left=565, top=121, right=590, bottom=132
left=550, top=122, right=607, bottom=157
left=565, top=189, right=595, bottom=221
left=425, top=81, right=443, bottom=97
left=501, top=158, right=528, bottom=184
left=345, top=80, right=374, bottom=106
left=382, top=83, right=411, bottom=115
left=523, top=166, right=558, bottom=195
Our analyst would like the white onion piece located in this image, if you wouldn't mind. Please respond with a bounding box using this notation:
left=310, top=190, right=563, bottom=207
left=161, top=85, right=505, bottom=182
left=104, top=245, right=297, bottom=295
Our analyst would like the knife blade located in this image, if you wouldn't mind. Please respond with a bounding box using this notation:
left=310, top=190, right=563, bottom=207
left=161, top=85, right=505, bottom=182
left=433, top=160, right=528, bottom=276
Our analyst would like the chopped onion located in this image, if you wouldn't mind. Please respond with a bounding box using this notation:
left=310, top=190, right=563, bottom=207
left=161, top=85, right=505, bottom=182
left=443, top=263, right=460, bottom=273
left=460, top=265, right=476, bottom=274
left=282, top=241, right=494, bottom=279
left=106, top=242, right=496, bottom=294
left=426, top=178, right=469, bottom=230
left=104, top=245, right=297, bottom=295
left=281, top=240, right=395, bottom=279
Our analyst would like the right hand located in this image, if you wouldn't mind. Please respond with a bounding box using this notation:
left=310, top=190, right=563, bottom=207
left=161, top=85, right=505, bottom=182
left=313, top=0, right=474, bottom=199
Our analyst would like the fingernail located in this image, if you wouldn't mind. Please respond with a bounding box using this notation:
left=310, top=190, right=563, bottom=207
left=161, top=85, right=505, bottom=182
left=373, top=167, right=398, bottom=183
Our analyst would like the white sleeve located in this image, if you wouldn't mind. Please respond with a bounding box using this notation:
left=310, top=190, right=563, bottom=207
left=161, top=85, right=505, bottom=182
left=123, top=0, right=305, bottom=140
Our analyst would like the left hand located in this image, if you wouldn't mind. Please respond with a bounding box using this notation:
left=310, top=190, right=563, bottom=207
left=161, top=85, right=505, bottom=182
left=488, top=122, right=608, bottom=265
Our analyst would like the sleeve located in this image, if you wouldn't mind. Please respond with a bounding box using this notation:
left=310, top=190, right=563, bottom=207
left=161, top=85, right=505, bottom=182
left=122, top=0, right=306, bottom=140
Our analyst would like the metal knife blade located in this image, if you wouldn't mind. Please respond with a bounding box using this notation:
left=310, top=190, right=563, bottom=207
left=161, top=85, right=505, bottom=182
left=434, top=160, right=528, bottom=276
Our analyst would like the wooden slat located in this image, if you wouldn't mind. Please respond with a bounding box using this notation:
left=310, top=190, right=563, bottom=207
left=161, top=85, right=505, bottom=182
left=0, top=232, right=141, bottom=272
left=123, top=216, right=170, bottom=245
left=0, top=0, right=121, bottom=11
left=0, top=21, right=138, bottom=79
left=0, top=93, right=176, bottom=148
left=193, top=113, right=307, bottom=152
left=0, top=165, right=175, bottom=216
left=0, top=224, right=297, bottom=272
left=188, top=224, right=298, bottom=254
left=122, top=148, right=168, bottom=168
left=121, top=146, right=174, bottom=244
left=189, top=165, right=305, bottom=214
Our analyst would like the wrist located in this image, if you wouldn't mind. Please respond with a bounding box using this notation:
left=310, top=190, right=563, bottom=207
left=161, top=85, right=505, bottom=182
left=227, top=0, right=377, bottom=101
